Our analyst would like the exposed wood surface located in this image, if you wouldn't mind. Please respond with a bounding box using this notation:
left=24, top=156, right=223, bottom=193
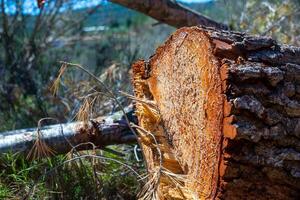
left=132, top=27, right=300, bottom=199
left=0, top=108, right=137, bottom=156
left=110, top=0, right=228, bottom=30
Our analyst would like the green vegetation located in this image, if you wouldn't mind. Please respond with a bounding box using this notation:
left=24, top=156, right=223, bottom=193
left=0, top=147, right=144, bottom=199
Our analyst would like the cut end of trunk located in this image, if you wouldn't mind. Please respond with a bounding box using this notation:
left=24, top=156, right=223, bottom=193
left=132, top=26, right=300, bottom=199
left=133, top=27, right=224, bottom=199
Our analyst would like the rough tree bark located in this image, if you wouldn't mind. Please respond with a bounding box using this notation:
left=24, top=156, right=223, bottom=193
left=132, top=26, right=300, bottom=199
left=109, top=0, right=228, bottom=30
left=0, top=108, right=136, bottom=156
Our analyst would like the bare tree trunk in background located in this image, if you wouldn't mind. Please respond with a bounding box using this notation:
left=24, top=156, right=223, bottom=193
left=132, top=27, right=300, bottom=199
left=109, top=0, right=228, bottom=30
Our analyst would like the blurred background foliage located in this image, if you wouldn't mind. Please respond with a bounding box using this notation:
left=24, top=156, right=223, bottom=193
left=0, top=0, right=299, bottom=199
left=0, top=0, right=174, bottom=131
left=1, top=0, right=299, bottom=132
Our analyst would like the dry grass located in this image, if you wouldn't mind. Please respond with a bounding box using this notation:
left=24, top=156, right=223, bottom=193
left=75, top=96, right=97, bottom=125
left=48, top=61, right=184, bottom=199
left=137, top=166, right=160, bottom=200
left=27, top=118, right=57, bottom=160
left=50, top=63, right=67, bottom=96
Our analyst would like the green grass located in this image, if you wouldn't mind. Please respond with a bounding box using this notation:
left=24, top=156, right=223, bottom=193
left=0, top=183, right=13, bottom=199
left=0, top=146, right=144, bottom=199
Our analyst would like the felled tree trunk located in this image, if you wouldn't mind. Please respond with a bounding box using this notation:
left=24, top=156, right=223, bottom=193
left=132, top=27, right=300, bottom=199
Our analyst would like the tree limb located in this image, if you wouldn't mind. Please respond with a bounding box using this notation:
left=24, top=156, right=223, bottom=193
left=109, top=0, right=228, bottom=30
left=36, top=0, right=228, bottom=29
left=0, top=108, right=137, bottom=156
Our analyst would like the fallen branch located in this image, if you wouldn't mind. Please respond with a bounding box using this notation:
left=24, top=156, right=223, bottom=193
left=36, top=0, right=227, bottom=30
left=110, top=0, right=228, bottom=30
left=0, top=107, right=137, bottom=156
